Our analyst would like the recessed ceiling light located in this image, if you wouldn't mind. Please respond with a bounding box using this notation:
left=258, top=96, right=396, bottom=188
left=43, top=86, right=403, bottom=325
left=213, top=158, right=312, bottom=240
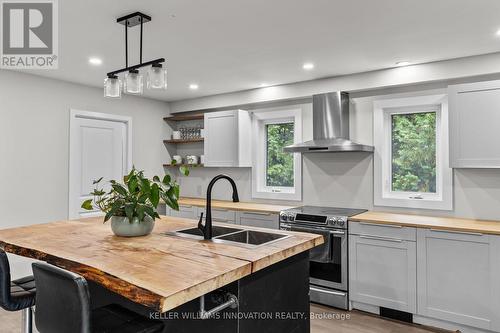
left=189, top=83, right=199, bottom=90
left=396, top=61, right=411, bottom=67
left=259, top=83, right=269, bottom=87
left=88, top=57, right=102, bottom=66
left=496, top=29, right=500, bottom=36
left=303, top=63, right=315, bottom=70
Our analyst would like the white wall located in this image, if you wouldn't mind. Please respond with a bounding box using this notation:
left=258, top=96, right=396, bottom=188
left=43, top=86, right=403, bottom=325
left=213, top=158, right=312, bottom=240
left=175, top=83, right=500, bottom=222
left=0, top=70, right=170, bottom=277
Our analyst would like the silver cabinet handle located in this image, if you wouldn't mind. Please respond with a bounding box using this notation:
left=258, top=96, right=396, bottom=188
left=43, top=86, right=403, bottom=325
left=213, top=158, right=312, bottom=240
left=180, top=205, right=192, bottom=208
left=429, top=228, right=483, bottom=237
left=359, top=235, right=403, bottom=243
left=310, top=286, right=346, bottom=297
left=359, top=222, right=402, bottom=228
left=244, top=212, right=271, bottom=216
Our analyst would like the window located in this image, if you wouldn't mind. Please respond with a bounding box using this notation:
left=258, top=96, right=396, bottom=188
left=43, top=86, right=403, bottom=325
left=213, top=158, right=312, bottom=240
left=374, top=94, right=453, bottom=210
left=252, top=108, right=302, bottom=201
left=266, top=123, right=294, bottom=187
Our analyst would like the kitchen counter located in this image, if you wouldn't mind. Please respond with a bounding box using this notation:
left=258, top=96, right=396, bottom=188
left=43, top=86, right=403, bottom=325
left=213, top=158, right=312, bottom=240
left=0, top=216, right=322, bottom=314
left=351, top=211, right=500, bottom=235
left=175, top=197, right=296, bottom=214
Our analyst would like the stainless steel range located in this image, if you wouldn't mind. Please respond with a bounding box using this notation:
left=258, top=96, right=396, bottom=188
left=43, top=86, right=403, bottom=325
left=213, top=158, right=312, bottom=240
left=279, top=206, right=366, bottom=309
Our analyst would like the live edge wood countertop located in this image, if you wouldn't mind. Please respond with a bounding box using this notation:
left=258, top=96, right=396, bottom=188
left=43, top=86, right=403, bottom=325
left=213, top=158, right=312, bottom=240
left=351, top=211, right=500, bottom=236
left=0, top=216, right=322, bottom=313
left=176, top=197, right=295, bottom=214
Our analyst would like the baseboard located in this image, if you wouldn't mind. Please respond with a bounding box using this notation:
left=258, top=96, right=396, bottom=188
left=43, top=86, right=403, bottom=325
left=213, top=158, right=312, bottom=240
left=414, top=315, right=494, bottom=333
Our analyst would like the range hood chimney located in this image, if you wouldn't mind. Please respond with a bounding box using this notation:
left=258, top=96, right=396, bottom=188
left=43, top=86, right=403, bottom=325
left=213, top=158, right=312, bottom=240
left=284, top=92, right=374, bottom=153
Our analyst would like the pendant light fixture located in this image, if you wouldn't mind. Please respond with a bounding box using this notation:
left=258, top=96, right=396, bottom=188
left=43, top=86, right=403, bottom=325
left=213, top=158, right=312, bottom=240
left=104, top=12, right=167, bottom=98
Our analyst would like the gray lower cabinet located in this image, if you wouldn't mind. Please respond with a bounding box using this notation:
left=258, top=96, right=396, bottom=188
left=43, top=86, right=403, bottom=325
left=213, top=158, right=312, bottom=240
left=349, top=222, right=417, bottom=313
left=197, top=207, right=238, bottom=224
left=416, top=229, right=500, bottom=331
left=238, top=212, right=279, bottom=230
left=166, top=204, right=198, bottom=219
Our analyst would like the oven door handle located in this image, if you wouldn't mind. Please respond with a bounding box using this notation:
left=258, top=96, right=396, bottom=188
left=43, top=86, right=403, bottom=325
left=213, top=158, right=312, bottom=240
left=310, top=286, right=347, bottom=297
left=329, top=230, right=345, bottom=236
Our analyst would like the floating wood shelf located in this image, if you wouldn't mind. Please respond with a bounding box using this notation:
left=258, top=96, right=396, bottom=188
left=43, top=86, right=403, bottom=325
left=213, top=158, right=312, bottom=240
left=163, top=114, right=204, bottom=122
left=163, top=164, right=204, bottom=167
left=163, top=138, right=204, bottom=144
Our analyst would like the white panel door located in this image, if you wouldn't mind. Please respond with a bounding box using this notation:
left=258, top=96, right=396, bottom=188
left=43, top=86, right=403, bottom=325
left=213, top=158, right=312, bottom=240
left=448, top=80, right=500, bottom=168
left=349, top=234, right=416, bottom=313
left=204, top=110, right=238, bottom=167
left=69, top=111, right=131, bottom=219
left=417, top=229, right=500, bottom=331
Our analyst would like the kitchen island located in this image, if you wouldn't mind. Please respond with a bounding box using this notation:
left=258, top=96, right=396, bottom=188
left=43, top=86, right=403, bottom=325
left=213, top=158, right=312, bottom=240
left=0, top=216, right=322, bottom=332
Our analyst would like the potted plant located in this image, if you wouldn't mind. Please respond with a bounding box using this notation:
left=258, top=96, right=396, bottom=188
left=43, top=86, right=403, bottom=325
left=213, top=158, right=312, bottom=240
left=81, top=166, right=189, bottom=237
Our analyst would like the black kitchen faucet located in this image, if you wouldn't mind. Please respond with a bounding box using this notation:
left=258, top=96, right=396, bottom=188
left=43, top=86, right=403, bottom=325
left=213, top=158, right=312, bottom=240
left=198, top=174, right=240, bottom=240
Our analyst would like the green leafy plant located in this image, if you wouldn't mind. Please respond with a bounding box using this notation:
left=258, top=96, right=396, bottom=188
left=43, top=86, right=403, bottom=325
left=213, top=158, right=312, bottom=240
left=81, top=167, right=188, bottom=223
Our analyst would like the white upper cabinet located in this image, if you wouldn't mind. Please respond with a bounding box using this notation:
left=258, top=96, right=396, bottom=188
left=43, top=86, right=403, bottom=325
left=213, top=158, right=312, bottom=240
left=204, top=110, right=252, bottom=167
left=449, top=80, right=500, bottom=168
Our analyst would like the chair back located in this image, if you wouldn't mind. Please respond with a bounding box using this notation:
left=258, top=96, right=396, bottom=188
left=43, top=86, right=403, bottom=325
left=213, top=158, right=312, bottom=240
left=0, top=251, right=12, bottom=310
left=32, top=262, right=91, bottom=333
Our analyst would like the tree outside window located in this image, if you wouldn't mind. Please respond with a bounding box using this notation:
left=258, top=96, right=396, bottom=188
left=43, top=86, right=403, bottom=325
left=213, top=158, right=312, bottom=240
left=265, top=123, right=294, bottom=187
left=391, top=112, right=437, bottom=193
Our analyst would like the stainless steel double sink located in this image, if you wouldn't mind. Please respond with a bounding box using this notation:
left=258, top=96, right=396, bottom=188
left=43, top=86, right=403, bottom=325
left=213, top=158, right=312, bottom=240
left=165, top=225, right=290, bottom=248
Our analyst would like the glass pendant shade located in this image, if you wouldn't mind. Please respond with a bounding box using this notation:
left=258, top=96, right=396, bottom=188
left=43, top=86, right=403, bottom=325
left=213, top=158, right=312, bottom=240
left=104, top=75, right=121, bottom=98
left=124, top=70, right=143, bottom=94
left=147, top=64, right=167, bottom=89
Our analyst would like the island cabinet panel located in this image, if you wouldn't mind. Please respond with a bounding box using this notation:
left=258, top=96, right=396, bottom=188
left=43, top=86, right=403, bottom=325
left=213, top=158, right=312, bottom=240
left=349, top=222, right=417, bottom=313
left=416, top=229, right=500, bottom=331
left=238, top=212, right=279, bottom=230
left=448, top=80, right=500, bottom=168
left=204, top=110, right=252, bottom=167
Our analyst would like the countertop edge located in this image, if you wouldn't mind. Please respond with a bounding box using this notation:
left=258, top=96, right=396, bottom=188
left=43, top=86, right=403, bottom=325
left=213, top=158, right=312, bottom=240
left=350, top=211, right=500, bottom=236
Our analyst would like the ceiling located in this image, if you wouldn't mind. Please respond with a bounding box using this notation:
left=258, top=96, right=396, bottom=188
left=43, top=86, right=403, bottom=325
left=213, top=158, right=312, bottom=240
left=17, top=0, right=500, bottom=102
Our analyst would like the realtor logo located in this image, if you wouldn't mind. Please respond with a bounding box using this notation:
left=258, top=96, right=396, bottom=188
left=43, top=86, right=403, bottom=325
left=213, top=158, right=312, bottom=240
left=1, top=0, right=58, bottom=69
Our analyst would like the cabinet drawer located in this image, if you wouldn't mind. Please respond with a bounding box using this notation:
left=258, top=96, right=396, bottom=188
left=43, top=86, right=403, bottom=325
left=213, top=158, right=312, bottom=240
left=197, top=208, right=237, bottom=224
left=349, top=221, right=416, bottom=241
left=239, top=212, right=278, bottom=229
left=169, top=205, right=198, bottom=219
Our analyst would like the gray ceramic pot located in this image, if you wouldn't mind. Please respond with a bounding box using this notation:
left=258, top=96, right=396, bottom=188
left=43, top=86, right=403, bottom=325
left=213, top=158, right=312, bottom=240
left=110, top=215, right=155, bottom=237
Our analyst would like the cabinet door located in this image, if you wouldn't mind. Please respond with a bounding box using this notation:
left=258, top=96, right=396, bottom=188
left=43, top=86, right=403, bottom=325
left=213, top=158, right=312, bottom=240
left=417, top=229, right=500, bottom=331
left=204, top=111, right=238, bottom=167
left=167, top=205, right=198, bottom=219
left=238, top=212, right=279, bottom=229
left=349, top=234, right=416, bottom=313
left=197, top=207, right=237, bottom=224
left=449, top=80, right=500, bottom=168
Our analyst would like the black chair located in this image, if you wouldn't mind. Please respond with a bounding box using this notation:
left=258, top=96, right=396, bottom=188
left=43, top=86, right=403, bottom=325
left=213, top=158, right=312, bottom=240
left=32, top=262, right=164, bottom=333
left=0, top=250, right=36, bottom=333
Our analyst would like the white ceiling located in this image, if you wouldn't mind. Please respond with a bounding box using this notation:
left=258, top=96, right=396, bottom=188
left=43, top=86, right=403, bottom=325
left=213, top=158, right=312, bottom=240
left=18, top=0, right=500, bottom=102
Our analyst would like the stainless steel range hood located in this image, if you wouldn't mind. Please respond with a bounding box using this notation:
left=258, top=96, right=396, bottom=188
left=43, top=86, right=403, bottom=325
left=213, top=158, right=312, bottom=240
left=284, top=92, right=374, bottom=153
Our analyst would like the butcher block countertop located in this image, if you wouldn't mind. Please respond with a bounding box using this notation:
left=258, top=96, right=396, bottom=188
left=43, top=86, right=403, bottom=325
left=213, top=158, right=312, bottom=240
left=351, top=211, right=500, bottom=235
left=0, top=216, right=322, bottom=313
left=176, top=197, right=295, bottom=214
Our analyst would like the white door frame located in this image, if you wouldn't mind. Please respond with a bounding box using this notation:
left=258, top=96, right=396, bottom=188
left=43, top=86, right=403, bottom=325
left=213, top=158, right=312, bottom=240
left=68, top=109, right=133, bottom=219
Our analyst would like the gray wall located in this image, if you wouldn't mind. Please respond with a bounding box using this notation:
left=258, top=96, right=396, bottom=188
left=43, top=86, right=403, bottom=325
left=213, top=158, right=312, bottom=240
left=175, top=84, right=500, bottom=221
left=0, top=70, right=170, bottom=277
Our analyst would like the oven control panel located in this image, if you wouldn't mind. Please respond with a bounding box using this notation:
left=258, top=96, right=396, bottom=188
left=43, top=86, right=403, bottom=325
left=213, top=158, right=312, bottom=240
left=280, top=211, right=348, bottom=229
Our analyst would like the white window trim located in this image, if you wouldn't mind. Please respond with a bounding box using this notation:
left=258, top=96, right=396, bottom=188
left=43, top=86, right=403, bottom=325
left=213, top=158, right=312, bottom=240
left=373, top=94, right=453, bottom=210
left=251, top=108, right=302, bottom=201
